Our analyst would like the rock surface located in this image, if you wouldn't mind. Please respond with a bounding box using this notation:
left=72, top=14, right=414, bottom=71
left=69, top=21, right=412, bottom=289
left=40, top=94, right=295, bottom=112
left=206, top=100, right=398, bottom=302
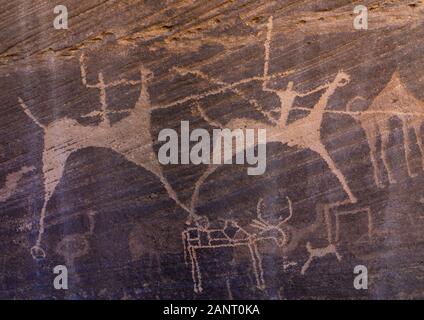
left=1, top=0, right=424, bottom=299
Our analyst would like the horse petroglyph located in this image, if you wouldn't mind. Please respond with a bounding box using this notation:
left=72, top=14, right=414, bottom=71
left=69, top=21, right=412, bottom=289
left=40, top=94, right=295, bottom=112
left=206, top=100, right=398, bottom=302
left=18, top=55, right=189, bottom=260
left=167, top=17, right=424, bottom=220
left=179, top=16, right=358, bottom=206
left=10, top=12, right=420, bottom=298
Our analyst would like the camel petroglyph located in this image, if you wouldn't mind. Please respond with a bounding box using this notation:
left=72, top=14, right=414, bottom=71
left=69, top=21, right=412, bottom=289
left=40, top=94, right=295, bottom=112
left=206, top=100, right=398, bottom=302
left=171, top=18, right=424, bottom=223
left=12, top=14, right=414, bottom=286
left=347, top=72, right=424, bottom=187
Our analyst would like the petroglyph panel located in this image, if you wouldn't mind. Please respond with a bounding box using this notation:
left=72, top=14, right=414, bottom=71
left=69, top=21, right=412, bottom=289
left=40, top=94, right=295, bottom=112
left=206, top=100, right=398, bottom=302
left=1, top=0, right=424, bottom=299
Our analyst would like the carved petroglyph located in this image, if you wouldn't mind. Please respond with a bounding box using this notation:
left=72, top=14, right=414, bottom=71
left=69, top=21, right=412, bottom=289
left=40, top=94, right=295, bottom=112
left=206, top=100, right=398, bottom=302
left=182, top=197, right=294, bottom=293
left=182, top=216, right=266, bottom=293
left=183, top=196, right=350, bottom=293
left=79, top=54, right=143, bottom=124
left=250, top=196, right=293, bottom=247
left=321, top=200, right=373, bottom=245
left=283, top=260, right=297, bottom=270
left=301, top=242, right=342, bottom=275
left=225, top=277, right=234, bottom=300
left=180, top=16, right=357, bottom=204
left=169, top=18, right=424, bottom=219
left=175, top=67, right=273, bottom=123
left=12, top=14, right=416, bottom=295
left=300, top=201, right=373, bottom=274
left=334, top=207, right=373, bottom=243
left=18, top=55, right=189, bottom=260
left=348, top=72, right=424, bottom=187
left=184, top=199, right=302, bottom=291
left=0, top=166, right=35, bottom=202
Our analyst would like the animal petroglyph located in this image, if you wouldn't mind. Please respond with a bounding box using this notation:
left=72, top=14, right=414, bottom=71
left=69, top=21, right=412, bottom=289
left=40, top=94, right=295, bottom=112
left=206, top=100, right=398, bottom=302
left=348, top=72, right=424, bottom=187
left=185, top=190, right=374, bottom=292
left=0, top=166, right=35, bottom=202
left=182, top=197, right=294, bottom=293
left=168, top=18, right=424, bottom=219
left=182, top=216, right=266, bottom=293
left=301, top=200, right=373, bottom=274
left=182, top=196, right=345, bottom=293
left=301, top=242, right=342, bottom=275
left=250, top=196, right=294, bottom=247
left=18, top=55, right=189, bottom=260
left=180, top=16, right=358, bottom=206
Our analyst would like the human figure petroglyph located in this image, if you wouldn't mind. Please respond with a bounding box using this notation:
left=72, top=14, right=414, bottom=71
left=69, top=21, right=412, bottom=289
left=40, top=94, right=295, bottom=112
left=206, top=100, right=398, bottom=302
left=168, top=17, right=424, bottom=220
left=347, top=72, right=424, bottom=187
left=18, top=55, right=189, bottom=260
left=196, top=70, right=424, bottom=192
left=78, top=54, right=144, bottom=124
left=12, top=14, right=412, bottom=279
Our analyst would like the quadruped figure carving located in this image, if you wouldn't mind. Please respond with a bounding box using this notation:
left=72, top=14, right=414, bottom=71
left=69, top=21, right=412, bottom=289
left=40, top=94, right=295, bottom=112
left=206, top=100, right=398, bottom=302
left=18, top=55, right=189, bottom=260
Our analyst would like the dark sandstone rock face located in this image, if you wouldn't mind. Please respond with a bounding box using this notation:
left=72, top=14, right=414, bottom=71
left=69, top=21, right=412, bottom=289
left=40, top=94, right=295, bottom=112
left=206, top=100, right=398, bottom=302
left=0, top=0, right=424, bottom=299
